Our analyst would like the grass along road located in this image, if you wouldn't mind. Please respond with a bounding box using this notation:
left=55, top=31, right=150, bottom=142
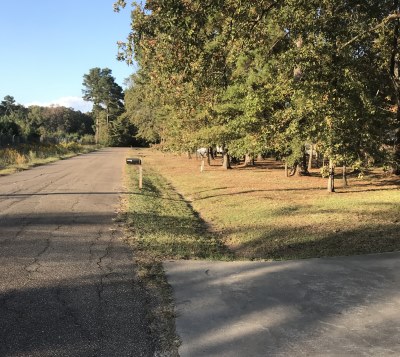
left=0, top=143, right=97, bottom=176
left=121, top=161, right=232, bottom=356
left=123, top=164, right=230, bottom=260
left=124, top=148, right=400, bottom=261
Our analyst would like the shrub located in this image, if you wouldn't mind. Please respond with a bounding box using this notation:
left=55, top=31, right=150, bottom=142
left=81, top=134, right=95, bottom=145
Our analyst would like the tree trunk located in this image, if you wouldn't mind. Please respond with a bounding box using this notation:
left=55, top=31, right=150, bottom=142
left=390, top=3, right=400, bottom=174
left=244, top=154, right=254, bottom=166
left=296, top=164, right=302, bottom=176
left=289, top=163, right=297, bottom=176
left=285, top=161, right=289, bottom=177
left=207, top=148, right=211, bottom=165
left=187, top=151, right=192, bottom=159
left=222, top=152, right=231, bottom=169
left=342, top=165, right=348, bottom=186
left=327, top=159, right=335, bottom=192
left=301, top=150, right=309, bottom=175
left=209, top=147, right=215, bottom=160
left=95, top=116, right=99, bottom=144
left=257, top=153, right=263, bottom=161
left=106, top=106, right=109, bottom=127
left=308, top=144, right=313, bottom=170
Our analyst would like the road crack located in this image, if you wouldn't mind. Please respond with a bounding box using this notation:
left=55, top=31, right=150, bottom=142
left=24, top=224, right=61, bottom=276
left=96, top=231, right=114, bottom=302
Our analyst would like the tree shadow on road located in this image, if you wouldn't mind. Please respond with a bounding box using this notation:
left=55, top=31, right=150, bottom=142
left=167, top=252, right=400, bottom=356
left=0, top=262, right=155, bottom=357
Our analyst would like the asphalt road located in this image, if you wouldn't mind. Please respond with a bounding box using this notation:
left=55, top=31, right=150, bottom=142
left=0, top=148, right=154, bottom=357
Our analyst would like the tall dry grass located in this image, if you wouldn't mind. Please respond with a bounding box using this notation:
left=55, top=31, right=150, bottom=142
left=0, top=142, right=95, bottom=171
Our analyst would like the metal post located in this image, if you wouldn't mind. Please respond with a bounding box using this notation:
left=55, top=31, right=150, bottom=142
left=139, top=166, right=143, bottom=189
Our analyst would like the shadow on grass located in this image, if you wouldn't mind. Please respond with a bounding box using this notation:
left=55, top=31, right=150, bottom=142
left=193, top=187, right=324, bottom=201
left=224, top=223, right=400, bottom=260
left=126, top=165, right=400, bottom=261
left=125, top=169, right=232, bottom=260
left=192, top=184, right=399, bottom=201
left=125, top=210, right=231, bottom=260
left=124, top=194, right=400, bottom=261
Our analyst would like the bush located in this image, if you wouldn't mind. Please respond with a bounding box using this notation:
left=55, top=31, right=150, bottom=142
left=60, top=142, right=81, bottom=153
left=81, top=134, right=95, bottom=145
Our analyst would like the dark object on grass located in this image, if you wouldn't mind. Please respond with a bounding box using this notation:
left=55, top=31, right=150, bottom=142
left=126, top=158, right=142, bottom=165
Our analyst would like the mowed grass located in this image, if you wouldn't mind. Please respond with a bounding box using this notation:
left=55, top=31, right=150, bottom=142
left=124, top=161, right=231, bottom=260
left=123, top=157, right=231, bottom=354
left=125, top=148, right=400, bottom=261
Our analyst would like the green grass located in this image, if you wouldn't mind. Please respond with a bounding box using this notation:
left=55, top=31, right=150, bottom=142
left=123, top=149, right=400, bottom=261
left=121, top=149, right=400, bottom=355
left=123, top=164, right=231, bottom=260
left=121, top=164, right=232, bottom=356
left=191, top=187, right=400, bottom=260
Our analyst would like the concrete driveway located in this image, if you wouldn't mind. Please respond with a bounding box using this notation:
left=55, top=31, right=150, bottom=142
left=164, top=252, right=400, bottom=356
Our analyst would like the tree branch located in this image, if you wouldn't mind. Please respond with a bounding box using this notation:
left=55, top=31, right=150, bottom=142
left=250, top=1, right=280, bottom=33
left=339, top=12, right=400, bottom=50
left=267, top=32, right=289, bottom=54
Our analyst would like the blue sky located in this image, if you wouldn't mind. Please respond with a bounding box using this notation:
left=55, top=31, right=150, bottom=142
left=0, top=1, right=136, bottom=112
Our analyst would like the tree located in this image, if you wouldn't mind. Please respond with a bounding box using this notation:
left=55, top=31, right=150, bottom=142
left=117, top=1, right=286, bottom=161
left=116, top=0, right=397, bottom=184
left=276, top=0, right=391, bottom=190
left=0, top=117, right=20, bottom=136
left=82, top=67, right=124, bottom=144
left=0, top=95, right=17, bottom=116
left=371, top=0, right=400, bottom=174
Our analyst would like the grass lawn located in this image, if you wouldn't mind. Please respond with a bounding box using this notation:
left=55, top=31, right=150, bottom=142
left=123, top=161, right=231, bottom=261
left=124, top=148, right=400, bottom=261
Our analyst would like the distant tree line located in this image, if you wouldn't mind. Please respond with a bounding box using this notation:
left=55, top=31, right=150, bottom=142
left=1, top=66, right=146, bottom=148
left=114, top=0, right=400, bottom=191
left=0, top=95, right=95, bottom=145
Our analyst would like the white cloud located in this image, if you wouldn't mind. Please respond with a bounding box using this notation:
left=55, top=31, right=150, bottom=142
left=26, top=96, right=93, bottom=113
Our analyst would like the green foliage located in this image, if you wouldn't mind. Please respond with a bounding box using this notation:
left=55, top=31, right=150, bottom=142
left=80, top=134, right=96, bottom=145
left=0, top=116, right=21, bottom=136
left=109, top=113, right=146, bottom=147
left=82, top=67, right=126, bottom=144
left=82, top=67, right=124, bottom=114
left=116, top=1, right=400, bottom=172
left=0, top=95, right=95, bottom=145
left=285, top=139, right=306, bottom=168
left=27, top=105, right=94, bottom=136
